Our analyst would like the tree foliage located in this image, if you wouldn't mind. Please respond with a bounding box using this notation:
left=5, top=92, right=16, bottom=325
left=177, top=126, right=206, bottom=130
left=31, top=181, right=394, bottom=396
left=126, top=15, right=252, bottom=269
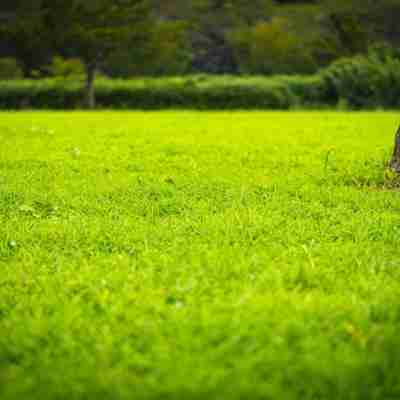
left=0, top=0, right=52, bottom=75
left=44, top=0, right=152, bottom=107
left=230, top=17, right=316, bottom=74
left=324, top=0, right=400, bottom=49
left=1, top=0, right=152, bottom=107
left=1, top=0, right=399, bottom=79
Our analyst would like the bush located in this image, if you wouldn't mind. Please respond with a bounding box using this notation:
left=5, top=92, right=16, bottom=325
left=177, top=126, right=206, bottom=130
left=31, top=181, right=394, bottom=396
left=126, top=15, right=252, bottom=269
left=1, top=52, right=400, bottom=110
left=320, top=50, right=400, bottom=108
left=0, top=58, right=24, bottom=80
left=0, top=75, right=328, bottom=110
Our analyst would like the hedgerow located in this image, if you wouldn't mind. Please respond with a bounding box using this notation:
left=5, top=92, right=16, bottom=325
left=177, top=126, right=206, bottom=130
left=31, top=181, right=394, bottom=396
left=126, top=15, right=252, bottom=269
left=0, top=75, right=330, bottom=110
left=0, top=53, right=399, bottom=109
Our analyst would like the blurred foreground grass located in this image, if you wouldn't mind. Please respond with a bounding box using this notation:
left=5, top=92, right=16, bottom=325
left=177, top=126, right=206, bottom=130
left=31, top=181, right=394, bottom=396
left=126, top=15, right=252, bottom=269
left=0, top=111, right=399, bottom=400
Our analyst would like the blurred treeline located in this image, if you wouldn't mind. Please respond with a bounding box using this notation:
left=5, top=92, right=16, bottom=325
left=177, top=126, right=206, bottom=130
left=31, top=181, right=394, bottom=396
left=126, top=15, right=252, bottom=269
left=0, top=0, right=399, bottom=79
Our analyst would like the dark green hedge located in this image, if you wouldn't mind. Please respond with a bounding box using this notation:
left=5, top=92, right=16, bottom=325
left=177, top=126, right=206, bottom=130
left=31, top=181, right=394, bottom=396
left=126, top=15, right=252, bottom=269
left=1, top=54, right=399, bottom=109
left=321, top=52, right=400, bottom=109
left=0, top=75, right=330, bottom=110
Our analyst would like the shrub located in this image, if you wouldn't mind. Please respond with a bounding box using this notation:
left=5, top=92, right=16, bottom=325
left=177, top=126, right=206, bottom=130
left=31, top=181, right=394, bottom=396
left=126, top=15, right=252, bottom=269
left=1, top=53, right=400, bottom=110
left=0, top=58, right=24, bottom=80
left=320, top=50, right=400, bottom=108
left=0, top=75, right=326, bottom=110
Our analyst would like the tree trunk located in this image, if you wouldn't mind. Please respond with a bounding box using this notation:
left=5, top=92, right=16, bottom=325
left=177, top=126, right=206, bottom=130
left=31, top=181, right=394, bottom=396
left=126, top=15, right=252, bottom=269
left=84, top=63, right=96, bottom=109
left=390, top=126, right=400, bottom=173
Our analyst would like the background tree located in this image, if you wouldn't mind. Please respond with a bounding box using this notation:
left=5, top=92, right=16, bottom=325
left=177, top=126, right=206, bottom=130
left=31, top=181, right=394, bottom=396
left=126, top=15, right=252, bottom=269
left=42, top=0, right=152, bottom=108
left=189, top=0, right=273, bottom=73
left=323, top=0, right=400, bottom=51
left=0, top=1, right=52, bottom=76
left=2, top=0, right=400, bottom=79
left=229, top=17, right=316, bottom=75
left=104, top=20, right=192, bottom=77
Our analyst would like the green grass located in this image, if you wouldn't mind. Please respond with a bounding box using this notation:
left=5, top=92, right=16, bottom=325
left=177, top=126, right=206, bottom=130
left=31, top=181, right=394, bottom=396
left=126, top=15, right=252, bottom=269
left=1, top=111, right=400, bottom=400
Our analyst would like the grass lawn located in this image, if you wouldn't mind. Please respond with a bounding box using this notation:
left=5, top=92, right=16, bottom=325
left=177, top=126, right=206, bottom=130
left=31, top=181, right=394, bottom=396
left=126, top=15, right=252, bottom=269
left=1, top=111, right=400, bottom=400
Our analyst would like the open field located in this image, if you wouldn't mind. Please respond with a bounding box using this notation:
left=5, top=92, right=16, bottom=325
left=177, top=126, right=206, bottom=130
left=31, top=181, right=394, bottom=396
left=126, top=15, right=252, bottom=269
left=1, top=111, right=400, bottom=399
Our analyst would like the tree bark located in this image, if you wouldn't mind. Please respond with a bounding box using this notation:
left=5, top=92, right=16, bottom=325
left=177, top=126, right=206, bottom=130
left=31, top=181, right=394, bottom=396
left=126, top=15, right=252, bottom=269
left=390, top=125, right=400, bottom=173
left=84, top=62, right=96, bottom=109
